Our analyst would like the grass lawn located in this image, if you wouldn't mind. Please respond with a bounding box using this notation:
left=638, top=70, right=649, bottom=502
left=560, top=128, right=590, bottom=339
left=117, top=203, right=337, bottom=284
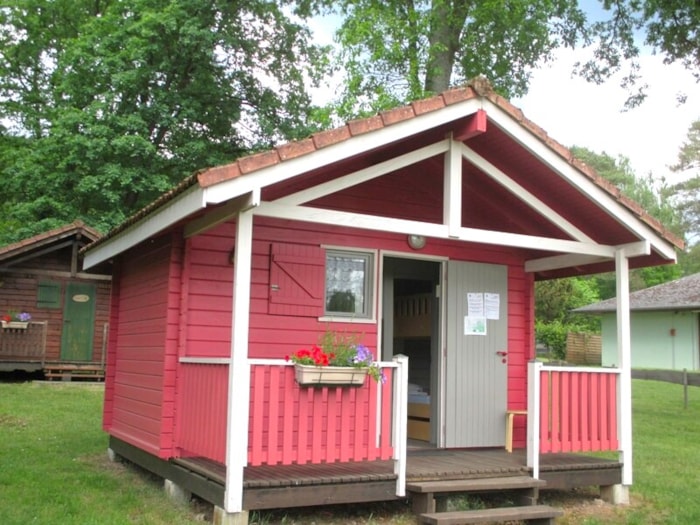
left=1, top=378, right=699, bottom=524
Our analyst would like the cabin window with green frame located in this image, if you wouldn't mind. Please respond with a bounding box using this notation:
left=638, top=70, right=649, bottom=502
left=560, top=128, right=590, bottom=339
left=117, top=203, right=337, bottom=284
left=324, top=250, right=374, bottom=318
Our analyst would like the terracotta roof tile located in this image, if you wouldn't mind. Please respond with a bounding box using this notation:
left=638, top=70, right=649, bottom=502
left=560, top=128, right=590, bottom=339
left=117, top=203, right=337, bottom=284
left=276, top=138, right=316, bottom=161
left=197, top=163, right=242, bottom=188
left=312, top=126, right=352, bottom=149
left=347, top=115, right=384, bottom=136
left=380, top=105, right=416, bottom=125
left=411, top=95, right=446, bottom=115
left=238, top=150, right=280, bottom=174
left=442, top=86, right=476, bottom=105
left=82, top=76, right=685, bottom=256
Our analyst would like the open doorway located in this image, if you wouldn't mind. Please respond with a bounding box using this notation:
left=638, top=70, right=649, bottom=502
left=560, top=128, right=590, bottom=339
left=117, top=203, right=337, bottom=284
left=382, top=256, right=441, bottom=445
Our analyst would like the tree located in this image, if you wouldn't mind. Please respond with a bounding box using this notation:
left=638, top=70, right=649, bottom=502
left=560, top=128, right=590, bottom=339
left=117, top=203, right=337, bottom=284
left=0, top=0, right=325, bottom=242
left=569, top=146, right=683, bottom=297
left=312, top=1, right=700, bottom=119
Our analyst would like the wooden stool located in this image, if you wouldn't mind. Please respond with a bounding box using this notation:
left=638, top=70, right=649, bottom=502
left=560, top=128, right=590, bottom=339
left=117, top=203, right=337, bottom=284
left=505, top=409, right=527, bottom=453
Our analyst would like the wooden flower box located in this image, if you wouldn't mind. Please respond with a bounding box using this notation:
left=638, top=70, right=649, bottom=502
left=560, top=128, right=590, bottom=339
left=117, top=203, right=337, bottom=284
left=294, top=363, right=368, bottom=386
left=1, top=320, right=29, bottom=330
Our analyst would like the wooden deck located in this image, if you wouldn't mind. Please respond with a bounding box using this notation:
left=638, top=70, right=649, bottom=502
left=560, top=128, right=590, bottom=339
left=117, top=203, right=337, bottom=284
left=170, top=446, right=621, bottom=510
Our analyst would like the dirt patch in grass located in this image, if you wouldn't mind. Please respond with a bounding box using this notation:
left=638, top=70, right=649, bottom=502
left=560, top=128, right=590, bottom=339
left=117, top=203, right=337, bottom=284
left=0, top=413, right=28, bottom=428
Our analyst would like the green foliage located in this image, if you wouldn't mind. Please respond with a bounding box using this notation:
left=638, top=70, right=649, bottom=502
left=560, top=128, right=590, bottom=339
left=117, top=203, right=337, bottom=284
left=311, top=1, right=700, bottom=119
left=535, top=319, right=570, bottom=360
left=0, top=0, right=325, bottom=242
left=312, top=0, right=589, bottom=119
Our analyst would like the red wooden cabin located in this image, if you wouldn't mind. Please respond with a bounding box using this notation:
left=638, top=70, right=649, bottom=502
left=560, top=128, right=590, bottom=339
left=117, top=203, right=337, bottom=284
left=83, top=78, right=681, bottom=524
left=0, top=221, right=112, bottom=379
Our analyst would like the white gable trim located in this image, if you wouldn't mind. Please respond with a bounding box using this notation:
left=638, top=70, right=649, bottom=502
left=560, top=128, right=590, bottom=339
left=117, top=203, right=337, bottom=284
left=276, top=139, right=450, bottom=206
left=483, top=100, right=677, bottom=260
left=460, top=144, right=594, bottom=243
left=83, top=186, right=206, bottom=269
left=203, top=99, right=483, bottom=205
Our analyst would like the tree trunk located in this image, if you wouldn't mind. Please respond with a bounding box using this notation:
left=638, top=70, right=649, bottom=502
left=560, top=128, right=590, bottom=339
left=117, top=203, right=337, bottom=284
left=424, top=0, right=471, bottom=94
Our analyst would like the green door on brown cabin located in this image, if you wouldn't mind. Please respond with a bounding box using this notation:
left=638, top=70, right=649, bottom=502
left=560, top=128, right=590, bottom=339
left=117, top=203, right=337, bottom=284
left=60, top=283, right=96, bottom=361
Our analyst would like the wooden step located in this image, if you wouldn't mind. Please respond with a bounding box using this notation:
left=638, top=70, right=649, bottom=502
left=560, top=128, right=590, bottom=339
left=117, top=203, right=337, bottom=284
left=43, top=364, right=104, bottom=381
left=420, top=504, right=563, bottom=524
left=408, top=476, right=547, bottom=513
left=407, top=476, right=547, bottom=494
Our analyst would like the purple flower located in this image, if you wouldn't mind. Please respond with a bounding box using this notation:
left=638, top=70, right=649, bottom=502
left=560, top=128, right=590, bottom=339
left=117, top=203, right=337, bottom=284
left=353, top=344, right=372, bottom=365
left=16, top=312, right=31, bottom=322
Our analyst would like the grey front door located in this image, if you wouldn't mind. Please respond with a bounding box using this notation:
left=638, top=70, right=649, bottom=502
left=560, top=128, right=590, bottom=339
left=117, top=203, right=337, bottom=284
left=444, top=261, right=508, bottom=447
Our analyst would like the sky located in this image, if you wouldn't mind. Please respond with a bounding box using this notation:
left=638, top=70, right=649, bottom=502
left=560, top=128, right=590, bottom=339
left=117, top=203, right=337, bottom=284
left=513, top=49, right=700, bottom=182
left=307, top=12, right=700, bottom=185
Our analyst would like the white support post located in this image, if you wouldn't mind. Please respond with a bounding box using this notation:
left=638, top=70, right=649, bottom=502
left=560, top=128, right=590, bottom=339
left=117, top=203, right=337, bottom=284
left=224, top=210, right=254, bottom=513
left=443, top=136, right=462, bottom=238
left=392, top=354, right=409, bottom=497
left=615, top=249, right=633, bottom=486
left=527, top=360, right=541, bottom=479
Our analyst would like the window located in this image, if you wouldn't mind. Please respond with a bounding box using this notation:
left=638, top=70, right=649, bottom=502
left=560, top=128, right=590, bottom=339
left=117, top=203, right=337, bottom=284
left=37, top=281, right=61, bottom=309
left=324, top=250, right=374, bottom=318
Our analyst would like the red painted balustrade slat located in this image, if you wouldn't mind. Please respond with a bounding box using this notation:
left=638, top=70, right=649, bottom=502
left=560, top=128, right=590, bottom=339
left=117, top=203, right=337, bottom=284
left=247, top=364, right=394, bottom=466
left=539, top=369, right=619, bottom=454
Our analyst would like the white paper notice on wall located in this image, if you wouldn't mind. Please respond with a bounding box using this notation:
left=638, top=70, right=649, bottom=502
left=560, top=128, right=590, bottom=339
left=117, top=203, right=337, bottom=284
left=467, top=292, right=484, bottom=317
left=484, top=293, right=500, bottom=320
left=464, top=316, right=487, bottom=335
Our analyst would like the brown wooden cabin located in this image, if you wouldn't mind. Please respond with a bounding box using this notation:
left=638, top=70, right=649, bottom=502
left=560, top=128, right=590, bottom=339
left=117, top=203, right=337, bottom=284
left=0, top=221, right=112, bottom=380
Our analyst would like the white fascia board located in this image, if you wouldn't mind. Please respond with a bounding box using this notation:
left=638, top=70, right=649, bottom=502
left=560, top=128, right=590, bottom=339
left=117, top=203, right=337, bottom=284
left=277, top=139, right=450, bottom=206
left=83, top=186, right=207, bottom=269
left=203, top=99, right=484, bottom=205
left=482, top=100, right=678, bottom=261
left=255, top=202, right=617, bottom=258
left=460, top=144, right=594, bottom=243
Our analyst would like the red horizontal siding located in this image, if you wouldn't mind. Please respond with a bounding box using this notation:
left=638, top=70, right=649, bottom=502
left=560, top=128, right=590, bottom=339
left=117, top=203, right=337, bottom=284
left=104, top=235, right=172, bottom=456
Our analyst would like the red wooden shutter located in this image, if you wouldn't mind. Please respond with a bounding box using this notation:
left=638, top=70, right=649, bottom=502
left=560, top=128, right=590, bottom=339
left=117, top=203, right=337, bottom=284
left=268, top=243, right=325, bottom=317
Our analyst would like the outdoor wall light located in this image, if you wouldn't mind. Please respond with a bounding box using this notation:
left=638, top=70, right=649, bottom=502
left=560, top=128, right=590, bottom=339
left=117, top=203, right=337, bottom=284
left=407, top=234, right=426, bottom=250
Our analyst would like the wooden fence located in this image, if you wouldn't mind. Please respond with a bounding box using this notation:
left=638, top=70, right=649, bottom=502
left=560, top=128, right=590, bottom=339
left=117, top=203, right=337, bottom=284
left=566, top=332, right=601, bottom=365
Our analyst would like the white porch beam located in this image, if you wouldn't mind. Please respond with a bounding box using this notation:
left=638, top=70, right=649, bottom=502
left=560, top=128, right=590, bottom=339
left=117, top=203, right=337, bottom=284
left=524, top=240, right=651, bottom=273
left=444, top=136, right=463, bottom=238
left=277, top=140, right=450, bottom=206
left=185, top=189, right=260, bottom=238
left=224, top=209, right=254, bottom=513
left=484, top=103, right=678, bottom=261
left=615, top=249, right=633, bottom=487
left=255, top=202, right=619, bottom=258
left=460, top=145, right=594, bottom=243
left=525, top=254, right=608, bottom=273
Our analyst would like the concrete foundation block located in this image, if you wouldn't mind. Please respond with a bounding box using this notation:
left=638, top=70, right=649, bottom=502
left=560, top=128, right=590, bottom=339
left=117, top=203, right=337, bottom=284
left=600, top=484, right=630, bottom=505
left=213, top=506, right=249, bottom=525
left=107, top=447, right=119, bottom=463
left=164, top=479, right=191, bottom=505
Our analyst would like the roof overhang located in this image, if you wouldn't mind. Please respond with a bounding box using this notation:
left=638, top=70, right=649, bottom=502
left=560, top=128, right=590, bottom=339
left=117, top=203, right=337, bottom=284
left=83, top=83, right=681, bottom=277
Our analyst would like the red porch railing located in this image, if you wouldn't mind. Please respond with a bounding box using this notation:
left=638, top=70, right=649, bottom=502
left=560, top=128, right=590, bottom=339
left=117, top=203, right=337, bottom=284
left=176, top=359, right=401, bottom=468
left=527, top=361, right=621, bottom=478
left=248, top=361, right=395, bottom=466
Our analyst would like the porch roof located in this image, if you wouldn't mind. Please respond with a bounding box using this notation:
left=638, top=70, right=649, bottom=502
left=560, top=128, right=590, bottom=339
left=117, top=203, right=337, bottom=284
left=82, top=77, right=683, bottom=279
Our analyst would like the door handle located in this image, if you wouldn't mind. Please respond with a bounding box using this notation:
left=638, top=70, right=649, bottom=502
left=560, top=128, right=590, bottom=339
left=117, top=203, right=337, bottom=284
left=496, top=351, right=508, bottom=357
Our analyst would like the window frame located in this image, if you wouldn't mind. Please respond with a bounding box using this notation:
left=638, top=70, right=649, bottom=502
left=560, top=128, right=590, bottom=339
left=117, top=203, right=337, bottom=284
left=321, top=247, right=377, bottom=323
